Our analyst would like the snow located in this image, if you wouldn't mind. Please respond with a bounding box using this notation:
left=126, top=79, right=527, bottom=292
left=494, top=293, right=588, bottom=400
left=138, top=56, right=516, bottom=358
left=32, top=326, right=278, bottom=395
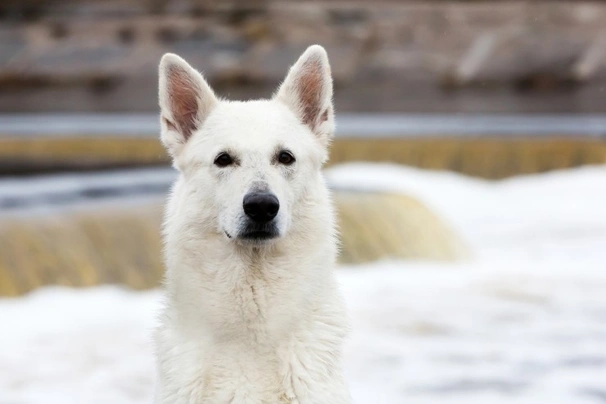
left=1, top=164, right=606, bottom=403
left=327, top=164, right=606, bottom=263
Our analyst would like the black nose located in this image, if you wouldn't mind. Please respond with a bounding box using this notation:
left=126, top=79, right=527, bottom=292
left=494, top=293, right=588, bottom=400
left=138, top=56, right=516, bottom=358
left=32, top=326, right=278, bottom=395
left=243, top=193, right=280, bottom=223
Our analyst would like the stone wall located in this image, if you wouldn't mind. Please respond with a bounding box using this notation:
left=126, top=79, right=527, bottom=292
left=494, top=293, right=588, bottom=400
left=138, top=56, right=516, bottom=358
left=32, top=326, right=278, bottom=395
left=3, top=1, right=606, bottom=112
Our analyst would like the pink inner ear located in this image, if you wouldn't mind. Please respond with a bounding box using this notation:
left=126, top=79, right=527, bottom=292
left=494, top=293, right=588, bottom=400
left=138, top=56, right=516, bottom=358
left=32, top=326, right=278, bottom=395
left=296, top=59, right=325, bottom=128
left=320, top=107, right=330, bottom=123
left=166, top=65, right=200, bottom=141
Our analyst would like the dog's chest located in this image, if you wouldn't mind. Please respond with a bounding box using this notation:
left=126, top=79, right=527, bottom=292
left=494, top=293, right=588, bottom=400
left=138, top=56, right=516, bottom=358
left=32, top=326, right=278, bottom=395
left=213, top=269, right=308, bottom=341
left=196, top=345, right=287, bottom=402
left=156, top=312, right=296, bottom=403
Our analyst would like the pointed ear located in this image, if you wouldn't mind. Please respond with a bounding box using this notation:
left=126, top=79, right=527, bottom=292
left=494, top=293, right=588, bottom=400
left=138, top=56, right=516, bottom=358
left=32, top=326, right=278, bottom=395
left=274, top=45, right=335, bottom=146
left=158, top=53, right=218, bottom=158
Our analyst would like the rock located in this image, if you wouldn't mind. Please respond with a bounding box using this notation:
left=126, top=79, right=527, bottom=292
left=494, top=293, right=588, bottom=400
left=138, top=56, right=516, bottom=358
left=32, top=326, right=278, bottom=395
left=3, top=1, right=606, bottom=112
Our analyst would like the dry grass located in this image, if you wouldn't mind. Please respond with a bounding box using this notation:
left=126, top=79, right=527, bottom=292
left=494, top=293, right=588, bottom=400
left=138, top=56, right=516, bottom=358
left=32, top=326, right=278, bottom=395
left=332, top=138, right=606, bottom=178
left=335, top=192, right=467, bottom=264
left=1, top=136, right=604, bottom=178
left=0, top=192, right=467, bottom=296
left=0, top=137, right=167, bottom=173
left=1, top=135, right=602, bottom=295
left=0, top=206, right=164, bottom=296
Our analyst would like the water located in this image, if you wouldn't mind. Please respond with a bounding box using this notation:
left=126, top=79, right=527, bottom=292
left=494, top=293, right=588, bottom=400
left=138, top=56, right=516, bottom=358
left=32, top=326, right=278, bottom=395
left=1, top=113, right=606, bottom=138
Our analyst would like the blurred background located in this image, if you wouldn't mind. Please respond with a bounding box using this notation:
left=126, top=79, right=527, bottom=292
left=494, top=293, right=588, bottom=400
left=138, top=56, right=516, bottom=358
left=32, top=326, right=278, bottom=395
left=1, top=1, right=606, bottom=403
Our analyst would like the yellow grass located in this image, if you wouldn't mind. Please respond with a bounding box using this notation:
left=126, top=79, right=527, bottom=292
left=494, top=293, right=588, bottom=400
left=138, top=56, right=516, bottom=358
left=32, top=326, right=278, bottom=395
left=1, top=136, right=605, bottom=178
left=0, top=192, right=467, bottom=296
left=335, top=192, right=467, bottom=264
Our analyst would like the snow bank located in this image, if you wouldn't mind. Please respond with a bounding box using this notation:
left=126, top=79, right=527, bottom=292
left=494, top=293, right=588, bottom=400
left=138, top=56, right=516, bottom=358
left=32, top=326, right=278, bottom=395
left=1, top=165, right=605, bottom=403
left=327, top=164, right=606, bottom=263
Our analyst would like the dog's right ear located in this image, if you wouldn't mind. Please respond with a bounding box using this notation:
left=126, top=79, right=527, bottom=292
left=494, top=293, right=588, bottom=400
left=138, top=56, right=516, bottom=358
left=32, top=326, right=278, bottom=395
left=158, top=53, right=218, bottom=158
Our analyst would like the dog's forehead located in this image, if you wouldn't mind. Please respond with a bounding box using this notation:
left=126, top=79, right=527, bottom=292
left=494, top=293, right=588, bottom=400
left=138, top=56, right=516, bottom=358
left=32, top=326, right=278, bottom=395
left=203, top=100, right=305, bottom=147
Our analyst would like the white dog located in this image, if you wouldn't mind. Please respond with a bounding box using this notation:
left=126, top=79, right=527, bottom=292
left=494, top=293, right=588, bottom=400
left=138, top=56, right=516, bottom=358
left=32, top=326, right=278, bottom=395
left=154, top=45, right=351, bottom=403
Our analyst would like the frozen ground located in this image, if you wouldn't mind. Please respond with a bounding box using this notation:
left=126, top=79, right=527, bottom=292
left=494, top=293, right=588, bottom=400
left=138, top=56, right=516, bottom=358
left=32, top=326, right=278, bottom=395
left=1, top=164, right=606, bottom=403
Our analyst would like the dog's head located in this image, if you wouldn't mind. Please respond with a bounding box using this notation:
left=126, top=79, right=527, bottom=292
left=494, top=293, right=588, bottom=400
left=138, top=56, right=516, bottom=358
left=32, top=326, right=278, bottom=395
left=159, top=45, right=334, bottom=244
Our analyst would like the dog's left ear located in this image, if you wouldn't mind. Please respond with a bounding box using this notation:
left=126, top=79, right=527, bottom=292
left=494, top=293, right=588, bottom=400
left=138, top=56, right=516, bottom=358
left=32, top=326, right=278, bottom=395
left=274, top=45, right=335, bottom=146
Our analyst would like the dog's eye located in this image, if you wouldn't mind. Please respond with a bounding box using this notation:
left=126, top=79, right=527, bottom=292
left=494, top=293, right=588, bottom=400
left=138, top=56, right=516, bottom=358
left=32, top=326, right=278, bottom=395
left=277, top=151, right=295, bottom=165
left=214, top=152, right=233, bottom=167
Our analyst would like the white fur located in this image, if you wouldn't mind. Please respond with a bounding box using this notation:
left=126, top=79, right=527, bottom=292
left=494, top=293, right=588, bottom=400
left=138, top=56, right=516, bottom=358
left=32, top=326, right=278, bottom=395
left=154, top=45, right=351, bottom=403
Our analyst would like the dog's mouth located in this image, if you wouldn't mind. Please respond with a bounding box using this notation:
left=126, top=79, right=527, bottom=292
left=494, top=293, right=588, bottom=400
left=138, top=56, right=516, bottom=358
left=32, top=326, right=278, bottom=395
left=240, top=230, right=278, bottom=240
left=235, top=223, right=280, bottom=242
